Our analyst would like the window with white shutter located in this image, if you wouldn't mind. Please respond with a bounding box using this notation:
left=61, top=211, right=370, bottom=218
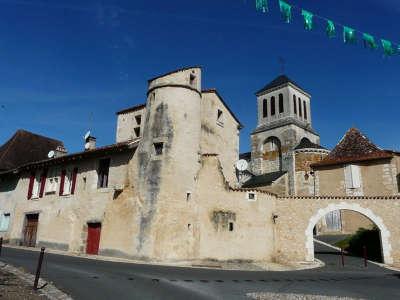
left=344, top=164, right=361, bottom=189
left=31, top=173, right=41, bottom=199
left=0, top=213, right=10, bottom=231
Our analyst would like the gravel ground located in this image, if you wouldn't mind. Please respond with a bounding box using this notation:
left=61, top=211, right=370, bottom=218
left=0, top=268, right=46, bottom=300
left=247, top=292, right=364, bottom=300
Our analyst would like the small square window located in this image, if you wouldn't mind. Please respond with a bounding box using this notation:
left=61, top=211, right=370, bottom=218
left=247, top=192, right=257, bottom=201
left=154, top=142, right=164, bottom=156
left=229, top=222, right=234, bottom=231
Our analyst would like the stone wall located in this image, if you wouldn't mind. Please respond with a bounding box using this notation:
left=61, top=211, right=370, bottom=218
left=275, top=196, right=400, bottom=267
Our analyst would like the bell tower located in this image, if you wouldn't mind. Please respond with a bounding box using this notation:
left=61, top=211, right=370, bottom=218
left=250, top=75, right=320, bottom=194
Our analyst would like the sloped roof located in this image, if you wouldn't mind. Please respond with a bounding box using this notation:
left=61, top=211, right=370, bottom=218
left=0, top=130, right=64, bottom=171
left=294, top=137, right=327, bottom=150
left=242, top=171, right=287, bottom=188
left=256, top=75, right=307, bottom=95
left=312, top=128, right=393, bottom=167
left=116, top=103, right=146, bottom=115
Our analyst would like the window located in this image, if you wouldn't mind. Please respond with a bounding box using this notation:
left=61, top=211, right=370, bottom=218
left=186, top=192, right=191, bottom=201
left=0, top=213, right=10, bottom=231
left=134, top=127, right=140, bottom=138
left=154, top=142, right=164, bottom=156
left=98, top=159, right=110, bottom=189
left=303, top=101, right=308, bottom=120
left=262, top=99, right=268, bottom=118
left=247, top=192, right=257, bottom=201
left=60, top=168, right=77, bottom=195
left=279, top=93, right=284, bottom=113
left=31, top=173, right=41, bottom=199
left=229, top=222, right=234, bottom=231
left=189, top=73, right=197, bottom=86
left=270, top=96, right=276, bottom=116
left=135, top=115, right=142, bottom=125
left=345, top=164, right=361, bottom=189
left=46, top=168, right=58, bottom=194
left=298, top=98, right=302, bottom=117
left=293, top=95, right=297, bottom=114
left=217, top=109, right=223, bottom=124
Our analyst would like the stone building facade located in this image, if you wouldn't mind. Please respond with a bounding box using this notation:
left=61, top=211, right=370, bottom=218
left=0, top=67, right=399, bottom=267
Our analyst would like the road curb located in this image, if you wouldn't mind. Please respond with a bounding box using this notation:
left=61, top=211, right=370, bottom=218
left=0, top=261, right=72, bottom=300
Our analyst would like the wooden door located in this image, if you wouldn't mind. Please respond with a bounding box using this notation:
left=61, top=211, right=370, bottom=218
left=23, top=214, right=39, bottom=247
left=86, top=223, right=101, bottom=255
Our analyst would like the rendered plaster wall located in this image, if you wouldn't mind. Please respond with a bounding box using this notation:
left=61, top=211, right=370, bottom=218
left=200, top=92, right=240, bottom=184
left=6, top=151, right=133, bottom=253
left=316, top=159, right=398, bottom=196
left=194, top=155, right=277, bottom=262
left=116, top=107, right=146, bottom=143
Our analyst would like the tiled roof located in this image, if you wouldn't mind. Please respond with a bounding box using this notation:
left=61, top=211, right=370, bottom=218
left=0, top=139, right=140, bottom=175
left=256, top=75, right=307, bottom=95
left=116, top=103, right=146, bottom=115
left=242, top=171, right=287, bottom=188
left=312, top=128, right=393, bottom=167
left=294, top=137, right=327, bottom=150
left=0, top=130, right=64, bottom=171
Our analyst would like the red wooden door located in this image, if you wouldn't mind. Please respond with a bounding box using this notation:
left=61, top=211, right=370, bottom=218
left=86, top=223, right=101, bottom=255
left=23, top=214, right=39, bottom=247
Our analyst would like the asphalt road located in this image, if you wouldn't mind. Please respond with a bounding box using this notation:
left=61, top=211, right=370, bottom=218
left=0, top=245, right=399, bottom=300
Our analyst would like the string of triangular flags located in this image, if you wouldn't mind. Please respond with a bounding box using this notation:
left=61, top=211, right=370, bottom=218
left=254, top=0, right=399, bottom=57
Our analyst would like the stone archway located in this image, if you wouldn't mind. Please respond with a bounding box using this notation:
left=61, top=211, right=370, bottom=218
left=305, top=202, right=393, bottom=264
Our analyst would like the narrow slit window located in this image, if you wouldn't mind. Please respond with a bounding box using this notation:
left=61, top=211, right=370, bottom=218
left=262, top=99, right=268, bottom=118
left=134, top=127, right=141, bottom=138
left=217, top=109, right=223, bottom=124
left=303, top=101, right=308, bottom=120
left=270, top=97, right=276, bottom=116
left=293, top=95, right=297, bottom=115
left=229, top=222, right=234, bottom=231
left=298, top=98, right=302, bottom=117
left=279, top=94, right=284, bottom=113
left=190, top=72, right=197, bottom=86
left=154, top=142, right=164, bottom=156
left=186, top=192, right=191, bottom=201
left=135, top=115, right=142, bottom=125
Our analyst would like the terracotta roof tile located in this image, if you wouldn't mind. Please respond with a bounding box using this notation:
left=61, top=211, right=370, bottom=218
left=312, top=128, right=393, bottom=167
left=0, top=130, right=64, bottom=171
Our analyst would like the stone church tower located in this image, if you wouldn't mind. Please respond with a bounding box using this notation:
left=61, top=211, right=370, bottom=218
left=250, top=75, right=320, bottom=194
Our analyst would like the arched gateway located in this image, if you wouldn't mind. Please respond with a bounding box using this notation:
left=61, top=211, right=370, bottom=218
left=275, top=197, right=399, bottom=266
left=305, top=202, right=392, bottom=264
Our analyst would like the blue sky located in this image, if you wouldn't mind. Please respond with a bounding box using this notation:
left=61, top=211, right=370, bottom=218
left=0, top=0, right=399, bottom=153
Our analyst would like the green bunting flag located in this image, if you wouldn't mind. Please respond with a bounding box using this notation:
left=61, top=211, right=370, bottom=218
left=363, top=33, right=378, bottom=50
left=279, top=0, right=292, bottom=23
left=343, top=26, right=356, bottom=44
left=326, top=20, right=335, bottom=38
left=381, top=39, right=396, bottom=56
left=301, top=10, right=313, bottom=30
left=256, top=0, right=268, bottom=13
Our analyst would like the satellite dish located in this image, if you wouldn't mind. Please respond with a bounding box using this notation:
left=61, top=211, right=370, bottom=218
left=236, top=159, right=248, bottom=172
left=84, top=142, right=91, bottom=150
left=84, top=130, right=91, bottom=140
left=48, top=150, right=55, bottom=158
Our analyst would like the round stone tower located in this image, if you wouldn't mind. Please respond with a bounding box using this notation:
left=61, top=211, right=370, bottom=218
left=135, top=67, right=202, bottom=260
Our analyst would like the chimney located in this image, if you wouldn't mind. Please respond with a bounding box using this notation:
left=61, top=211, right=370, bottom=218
left=54, top=145, right=68, bottom=157
left=85, top=136, right=96, bottom=151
